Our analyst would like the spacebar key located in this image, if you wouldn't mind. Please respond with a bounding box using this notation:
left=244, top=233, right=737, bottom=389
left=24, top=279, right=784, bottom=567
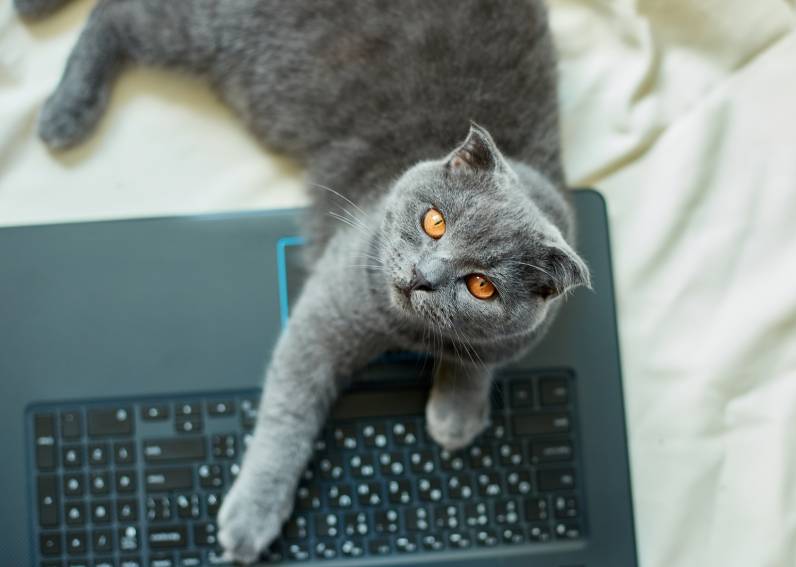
left=148, top=525, right=189, bottom=549
left=144, top=437, right=206, bottom=463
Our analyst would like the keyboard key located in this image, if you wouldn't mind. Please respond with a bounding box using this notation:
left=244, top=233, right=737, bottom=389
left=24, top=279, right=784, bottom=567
left=500, top=525, right=526, bottom=544
left=553, top=494, right=579, bottom=518
left=498, top=442, right=525, bottom=466
left=63, top=446, right=83, bottom=468
left=148, top=525, right=188, bottom=550
left=88, top=443, right=109, bottom=466
left=240, top=398, right=258, bottom=430
left=404, top=506, right=431, bottom=531
left=361, top=423, right=388, bottom=448
left=207, top=400, right=235, bottom=416
left=291, top=483, right=319, bottom=511
left=531, top=439, right=573, bottom=462
left=409, top=450, right=435, bottom=474
left=194, top=522, right=218, bottom=546
left=373, top=509, right=399, bottom=534
left=386, top=479, right=412, bottom=505
left=61, top=411, right=82, bottom=439
left=117, top=500, right=139, bottom=522
left=475, top=527, right=500, bottom=547
left=392, top=421, right=419, bottom=446
left=175, top=416, right=202, bottom=434
left=355, top=481, right=383, bottom=507
left=447, top=530, right=472, bottom=549
left=433, top=503, right=462, bottom=530
left=340, top=511, right=369, bottom=537
left=538, top=468, right=576, bottom=491
left=378, top=451, right=406, bottom=476
left=119, top=525, right=140, bottom=552
left=554, top=519, right=582, bottom=539
left=527, top=522, right=552, bottom=542
left=509, top=380, right=533, bottom=408
left=285, top=541, right=311, bottom=561
left=420, top=533, right=445, bottom=552
left=367, top=537, right=391, bottom=556
left=314, top=512, right=340, bottom=537
left=147, top=497, right=173, bottom=522
left=40, top=532, right=62, bottom=555
left=116, top=470, right=137, bottom=493
left=340, top=538, right=365, bottom=558
left=211, top=434, right=237, bottom=460
left=120, top=557, right=142, bottom=567
left=314, top=538, right=338, bottom=559
left=91, top=501, right=113, bottom=524
left=34, top=413, right=57, bottom=471
left=65, top=502, right=86, bottom=526
left=146, top=468, right=193, bottom=492
left=348, top=454, right=375, bottom=478
left=476, top=471, right=503, bottom=497
left=205, top=493, right=222, bottom=517
left=540, top=377, right=569, bottom=406
left=175, top=402, right=200, bottom=417
left=284, top=514, right=310, bottom=539
left=115, top=442, right=136, bottom=465
left=176, top=494, right=201, bottom=519
left=141, top=404, right=169, bottom=421
left=88, top=407, right=133, bottom=437
left=332, top=424, right=358, bottom=450
left=64, top=473, right=85, bottom=497
left=494, top=499, right=521, bottom=525
left=512, top=413, right=570, bottom=436
left=417, top=476, right=444, bottom=502
left=176, top=553, right=201, bottom=567
left=468, top=444, right=495, bottom=469
left=92, top=529, right=113, bottom=553
left=325, top=483, right=353, bottom=509
left=37, top=475, right=60, bottom=527
left=66, top=530, right=87, bottom=555
left=149, top=555, right=174, bottom=567
left=394, top=534, right=418, bottom=553
left=143, top=438, right=206, bottom=463
left=505, top=469, right=533, bottom=495
left=198, top=464, right=224, bottom=489
left=90, top=471, right=111, bottom=495
left=93, top=558, right=115, bottom=567
left=446, top=472, right=474, bottom=500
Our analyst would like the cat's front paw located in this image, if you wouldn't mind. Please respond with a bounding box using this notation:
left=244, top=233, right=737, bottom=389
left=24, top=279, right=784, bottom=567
left=426, top=393, right=489, bottom=451
left=217, top=474, right=292, bottom=564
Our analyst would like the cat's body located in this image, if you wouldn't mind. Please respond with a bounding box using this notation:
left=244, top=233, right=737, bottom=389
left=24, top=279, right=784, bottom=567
left=17, top=0, right=590, bottom=562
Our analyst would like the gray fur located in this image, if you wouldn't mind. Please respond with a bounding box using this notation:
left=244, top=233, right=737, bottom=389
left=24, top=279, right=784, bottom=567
left=19, top=0, right=591, bottom=562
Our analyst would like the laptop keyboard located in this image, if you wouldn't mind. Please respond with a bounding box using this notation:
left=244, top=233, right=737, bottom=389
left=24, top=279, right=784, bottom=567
left=28, top=370, right=583, bottom=566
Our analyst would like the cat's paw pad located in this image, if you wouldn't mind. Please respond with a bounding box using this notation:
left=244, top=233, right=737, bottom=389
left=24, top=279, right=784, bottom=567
left=217, top=477, right=290, bottom=564
left=38, top=85, right=108, bottom=150
left=426, top=397, right=489, bottom=452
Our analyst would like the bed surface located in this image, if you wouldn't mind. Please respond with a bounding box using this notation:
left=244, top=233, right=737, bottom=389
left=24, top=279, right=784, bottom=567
left=2, top=1, right=796, bottom=565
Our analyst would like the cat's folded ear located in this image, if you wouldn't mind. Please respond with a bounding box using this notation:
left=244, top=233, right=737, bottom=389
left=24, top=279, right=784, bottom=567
left=446, top=122, right=506, bottom=173
left=536, top=243, right=592, bottom=300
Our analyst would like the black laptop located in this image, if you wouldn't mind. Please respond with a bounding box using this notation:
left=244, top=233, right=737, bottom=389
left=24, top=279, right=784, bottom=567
left=0, top=189, right=637, bottom=566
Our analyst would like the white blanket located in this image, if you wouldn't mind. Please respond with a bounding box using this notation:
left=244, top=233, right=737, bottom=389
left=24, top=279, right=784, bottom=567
left=3, top=1, right=796, bottom=565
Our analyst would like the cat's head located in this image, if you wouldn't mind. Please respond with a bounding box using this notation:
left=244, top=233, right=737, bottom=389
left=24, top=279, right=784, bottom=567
left=380, top=124, right=590, bottom=354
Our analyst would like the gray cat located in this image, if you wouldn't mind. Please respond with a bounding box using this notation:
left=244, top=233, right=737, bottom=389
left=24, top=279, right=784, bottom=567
left=17, top=0, right=590, bottom=562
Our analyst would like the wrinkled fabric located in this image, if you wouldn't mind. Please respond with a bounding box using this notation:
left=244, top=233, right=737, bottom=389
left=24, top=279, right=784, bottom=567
left=2, top=1, right=796, bottom=565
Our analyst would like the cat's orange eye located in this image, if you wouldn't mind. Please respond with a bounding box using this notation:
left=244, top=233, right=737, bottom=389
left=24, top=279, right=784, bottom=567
left=422, top=208, right=446, bottom=239
left=466, top=274, right=496, bottom=300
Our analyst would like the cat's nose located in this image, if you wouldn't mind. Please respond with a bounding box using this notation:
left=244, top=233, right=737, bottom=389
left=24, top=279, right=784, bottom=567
left=408, top=266, right=434, bottom=293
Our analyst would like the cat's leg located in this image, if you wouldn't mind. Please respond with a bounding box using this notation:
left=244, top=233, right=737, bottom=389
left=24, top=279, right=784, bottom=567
left=39, top=0, right=220, bottom=149
left=14, top=0, right=72, bottom=19
left=217, top=269, right=387, bottom=564
left=426, top=359, right=495, bottom=451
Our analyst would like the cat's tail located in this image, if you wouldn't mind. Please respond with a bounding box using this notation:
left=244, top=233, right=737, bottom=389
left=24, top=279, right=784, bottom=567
left=28, top=0, right=223, bottom=150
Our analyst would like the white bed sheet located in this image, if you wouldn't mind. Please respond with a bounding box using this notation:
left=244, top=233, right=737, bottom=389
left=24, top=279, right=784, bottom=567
left=2, top=1, right=796, bottom=565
